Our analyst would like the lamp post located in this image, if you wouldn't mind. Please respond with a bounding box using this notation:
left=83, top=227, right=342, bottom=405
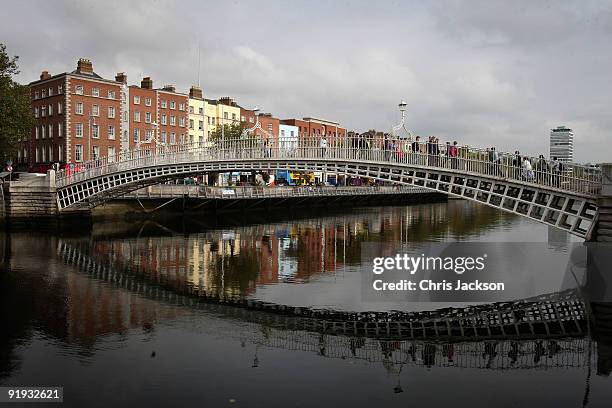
left=391, top=100, right=413, bottom=140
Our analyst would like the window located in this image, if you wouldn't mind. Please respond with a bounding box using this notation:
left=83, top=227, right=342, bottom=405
left=198, top=120, right=203, bottom=130
left=199, top=136, right=203, bottom=146
left=134, top=111, right=140, bottom=122
left=189, top=119, right=194, bottom=129
left=145, top=97, right=152, bottom=106
left=75, top=85, right=83, bottom=95
left=145, top=129, right=153, bottom=142
left=92, top=124, right=99, bottom=138
left=108, top=146, right=115, bottom=158
left=179, top=117, right=185, bottom=127
left=161, top=131, right=167, bottom=144
left=133, top=128, right=140, bottom=142
left=161, top=100, right=167, bottom=108
left=92, top=104, right=99, bottom=116
left=48, top=124, right=53, bottom=138
left=75, top=123, right=83, bottom=137
left=42, top=89, right=47, bottom=98
left=75, top=145, right=83, bottom=162
left=48, top=104, right=53, bottom=116
left=58, top=85, right=63, bottom=94
left=170, top=132, right=176, bottom=144
left=35, top=127, right=39, bottom=139
left=170, top=101, right=175, bottom=109
left=36, top=147, right=40, bottom=163
left=241, top=115, right=245, bottom=122
left=34, top=107, right=39, bottom=118
left=268, top=124, right=273, bottom=131
left=92, top=146, right=100, bottom=160
left=108, top=106, right=115, bottom=118
left=179, top=103, right=185, bottom=111
left=58, top=102, right=63, bottom=114
left=170, top=116, right=176, bottom=126
left=108, top=90, right=115, bottom=99
left=290, top=131, right=294, bottom=137
left=232, top=113, right=236, bottom=120
left=133, top=96, right=140, bottom=104
left=41, top=106, right=46, bottom=117
left=92, top=88, right=99, bottom=97
left=48, top=145, right=53, bottom=162
left=189, top=106, right=194, bottom=113
left=108, top=125, right=115, bottom=139
left=211, top=117, right=215, bottom=125
left=41, top=146, right=46, bottom=162
left=58, top=145, right=63, bottom=162
left=199, top=107, right=203, bottom=114
left=223, top=112, right=228, bottom=119
left=48, top=87, right=53, bottom=97
left=75, top=102, right=83, bottom=115
left=35, top=90, right=39, bottom=99
left=189, top=135, right=193, bottom=144
left=41, top=126, right=46, bottom=139
left=145, top=112, right=151, bottom=123
left=161, top=113, right=167, bottom=125
left=58, top=122, right=63, bottom=137
left=180, top=134, right=185, bottom=144
left=281, top=130, right=285, bottom=137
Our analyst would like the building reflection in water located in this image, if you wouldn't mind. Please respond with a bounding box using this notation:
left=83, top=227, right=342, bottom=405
left=86, top=202, right=515, bottom=301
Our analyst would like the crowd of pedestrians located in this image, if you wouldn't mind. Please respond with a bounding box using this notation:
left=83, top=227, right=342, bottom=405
left=311, top=132, right=570, bottom=188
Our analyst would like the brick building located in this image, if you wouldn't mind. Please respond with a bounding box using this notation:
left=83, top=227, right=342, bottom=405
left=280, top=117, right=346, bottom=145
left=23, top=58, right=123, bottom=172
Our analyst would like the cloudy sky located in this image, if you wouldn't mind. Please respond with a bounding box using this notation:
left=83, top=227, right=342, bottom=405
left=2, top=0, right=611, bottom=162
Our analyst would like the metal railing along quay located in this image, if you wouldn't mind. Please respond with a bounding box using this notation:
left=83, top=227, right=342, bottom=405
left=122, top=185, right=430, bottom=200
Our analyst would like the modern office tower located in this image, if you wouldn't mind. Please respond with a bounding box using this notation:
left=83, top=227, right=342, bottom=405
left=549, top=126, right=574, bottom=163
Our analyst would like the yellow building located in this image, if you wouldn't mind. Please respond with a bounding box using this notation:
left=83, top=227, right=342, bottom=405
left=204, top=96, right=241, bottom=140
left=188, top=86, right=206, bottom=146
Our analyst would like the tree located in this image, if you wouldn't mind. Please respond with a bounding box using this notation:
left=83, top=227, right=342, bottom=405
left=209, top=122, right=248, bottom=142
left=0, top=43, right=34, bottom=163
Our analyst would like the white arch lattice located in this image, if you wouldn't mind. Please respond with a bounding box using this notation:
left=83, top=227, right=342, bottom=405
left=55, top=138, right=601, bottom=238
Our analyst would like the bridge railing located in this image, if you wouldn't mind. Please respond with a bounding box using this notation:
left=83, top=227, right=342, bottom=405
left=55, top=136, right=601, bottom=196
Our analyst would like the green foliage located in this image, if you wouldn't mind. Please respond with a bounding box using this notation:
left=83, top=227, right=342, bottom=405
left=0, top=43, right=35, bottom=161
left=209, top=122, right=247, bottom=142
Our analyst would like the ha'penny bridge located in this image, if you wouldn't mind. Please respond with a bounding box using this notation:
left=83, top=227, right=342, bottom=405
left=57, top=239, right=612, bottom=375
left=6, top=136, right=609, bottom=240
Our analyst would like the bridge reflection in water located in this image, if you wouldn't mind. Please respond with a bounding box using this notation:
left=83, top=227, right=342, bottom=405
left=3, top=207, right=612, bottom=406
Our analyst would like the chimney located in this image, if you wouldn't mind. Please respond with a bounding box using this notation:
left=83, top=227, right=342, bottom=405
left=141, top=77, right=153, bottom=89
left=219, top=96, right=235, bottom=106
left=76, top=58, right=93, bottom=74
left=115, top=72, right=127, bottom=84
left=40, top=70, right=50, bottom=80
left=162, top=84, right=176, bottom=92
left=189, top=86, right=203, bottom=99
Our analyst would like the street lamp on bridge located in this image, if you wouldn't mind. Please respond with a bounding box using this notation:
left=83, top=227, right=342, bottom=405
left=391, top=100, right=414, bottom=140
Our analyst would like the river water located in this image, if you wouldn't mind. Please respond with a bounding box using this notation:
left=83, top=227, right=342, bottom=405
left=1, top=200, right=610, bottom=407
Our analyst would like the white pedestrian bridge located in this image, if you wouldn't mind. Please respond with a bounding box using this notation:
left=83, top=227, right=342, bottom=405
left=55, top=137, right=604, bottom=239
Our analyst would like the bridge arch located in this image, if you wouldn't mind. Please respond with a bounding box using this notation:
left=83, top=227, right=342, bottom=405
left=55, top=140, right=601, bottom=238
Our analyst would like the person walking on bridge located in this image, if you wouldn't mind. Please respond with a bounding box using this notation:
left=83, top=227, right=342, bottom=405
left=320, top=135, right=328, bottom=158
left=449, top=141, right=459, bottom=169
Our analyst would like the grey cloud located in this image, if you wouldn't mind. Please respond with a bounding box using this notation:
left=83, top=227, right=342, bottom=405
left=1, top=0, right=611, bottom=162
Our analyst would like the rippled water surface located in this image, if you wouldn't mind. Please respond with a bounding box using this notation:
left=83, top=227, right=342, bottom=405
left=1, top=201, right=610, bottom=407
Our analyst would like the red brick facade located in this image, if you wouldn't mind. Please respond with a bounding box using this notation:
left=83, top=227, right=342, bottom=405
left=280, top=118, right=346, bottom=145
